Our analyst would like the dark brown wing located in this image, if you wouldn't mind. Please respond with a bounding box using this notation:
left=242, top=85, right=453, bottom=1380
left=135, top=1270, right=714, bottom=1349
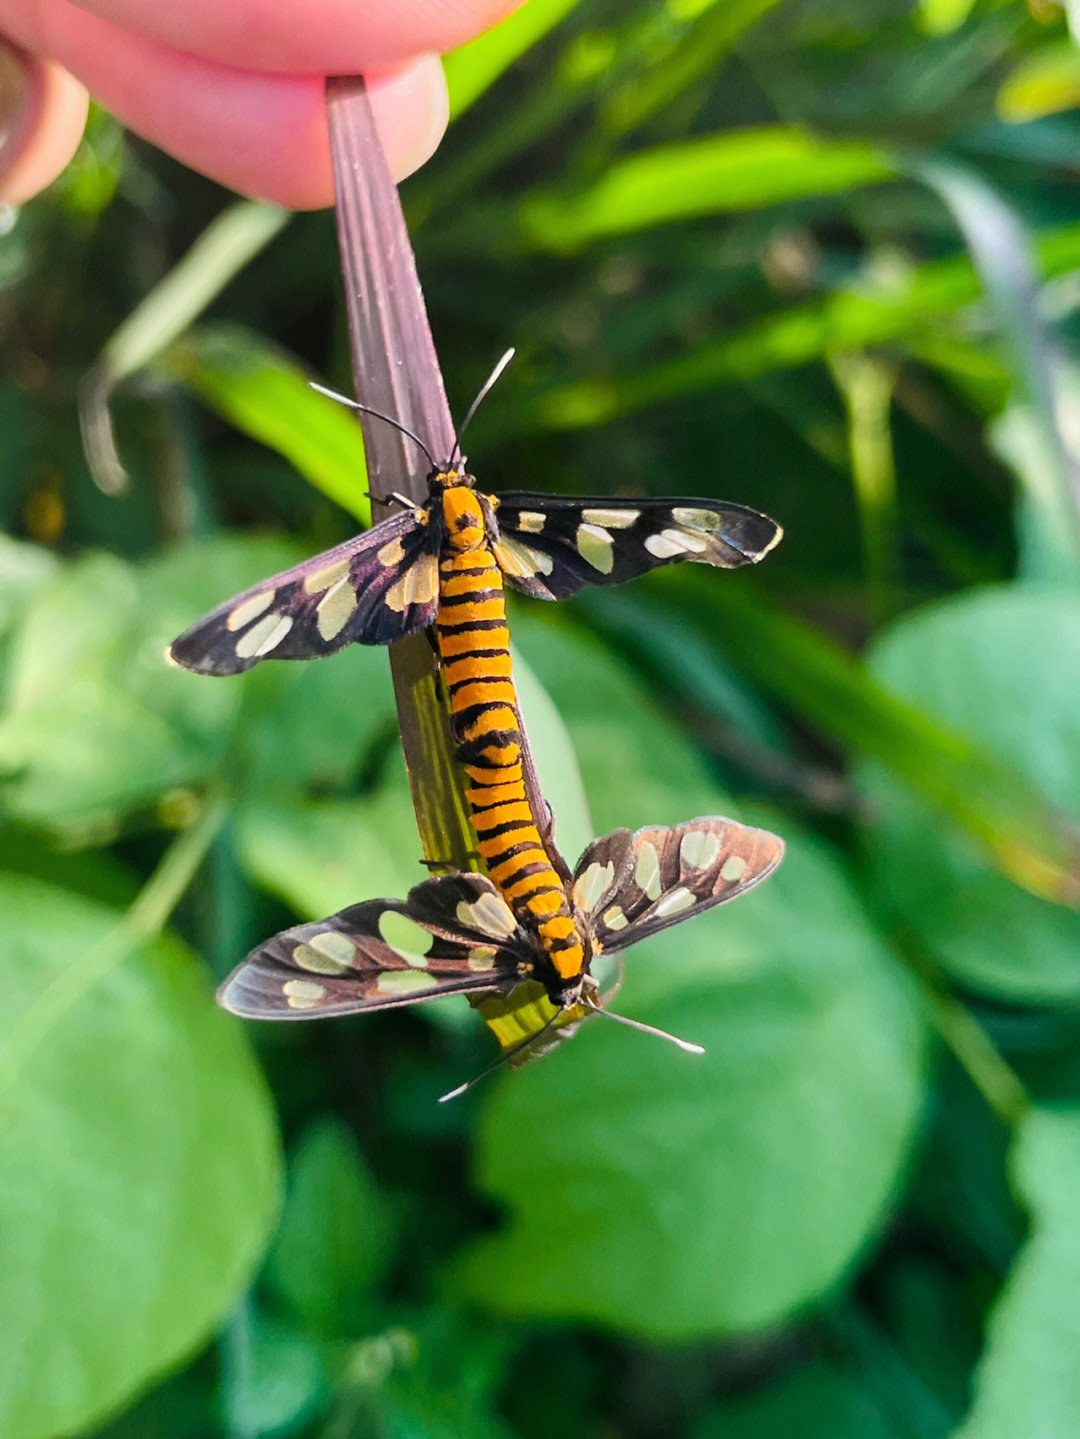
left=491, top=496, right=781, bottom=600
left=170, top=507, right=440, bottom=675
left=218, top=872, right=535, bottom=1020
left=572, top=816, right=784, bottom=952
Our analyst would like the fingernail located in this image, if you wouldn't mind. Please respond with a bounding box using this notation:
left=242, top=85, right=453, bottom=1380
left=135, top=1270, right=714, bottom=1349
left=0, top=42, right=40, bottom=181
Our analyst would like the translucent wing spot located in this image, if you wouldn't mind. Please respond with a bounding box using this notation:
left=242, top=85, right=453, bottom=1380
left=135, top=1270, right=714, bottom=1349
left=517, top=511, right=546, bottom=534
left=292, top=931, right=355, bottom=974
left=572, top=860, right=615, bottom=913
left=721, top=854, right=749, bottom=881
left=376, top=970, right=440, bottom=997
left=378, top=910, right=436, bottom=967
left=581, top=507, right=639, bottom=529
left=235, top=612, right=294, bottom=659
left=645, top=529, right=709, bottom=559
left=494, top=536, right=554, bottom=578
left=634, top=842, right=662, bottom=901
left=670, top=506, right=723, bottom=530
left=680, top=829, right=721, bottom=871
left=283, top=978, right=327, bottom=1009
left=467, top=947, right=499, bottom=972
left=456, top=891, right=517, bottom=940
left=316, top=577, right=358, bottom=641
left=386, top=552, right=438, bottom=613
left=602, top=904, right=629, bottom=931
left=377, top=536, right=406, bottom=566
left=226, top=590, right=275, bottom=631
left=576, top=523, right=616, bottom=573
left=302, top=557, right=351, bottom=596
left=653, top=886, right=696, bottom=918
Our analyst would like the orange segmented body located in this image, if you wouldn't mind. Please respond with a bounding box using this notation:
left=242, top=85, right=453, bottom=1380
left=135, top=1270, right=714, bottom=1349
left=435, top=480, right=586, bottom=988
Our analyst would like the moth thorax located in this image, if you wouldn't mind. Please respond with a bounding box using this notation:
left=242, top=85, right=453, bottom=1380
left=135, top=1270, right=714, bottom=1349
left=442, top=485, right=486, bottom=552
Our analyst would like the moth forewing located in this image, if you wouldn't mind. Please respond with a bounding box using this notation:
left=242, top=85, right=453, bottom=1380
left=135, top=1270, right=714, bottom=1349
left=491, top=495, right=783, bottom=601
left=168, top=507, right=439, bottom=675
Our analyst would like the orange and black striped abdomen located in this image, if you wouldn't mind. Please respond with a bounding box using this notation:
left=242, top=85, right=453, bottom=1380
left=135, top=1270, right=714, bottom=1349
left=436, top=484, right=585, bottom=986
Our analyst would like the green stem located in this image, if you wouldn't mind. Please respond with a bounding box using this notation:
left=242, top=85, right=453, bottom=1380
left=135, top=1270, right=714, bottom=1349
left=0, top=795, right=228, bottom=1086
left=921, top=983, right=1029, bottom=1129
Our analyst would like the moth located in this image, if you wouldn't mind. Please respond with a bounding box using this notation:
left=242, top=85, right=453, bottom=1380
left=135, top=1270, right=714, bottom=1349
left=219, top=814, right=784, bottom=1088
left=170, top=356, right=783, bottom=1014
left=168, top=349, right=781, bottom=677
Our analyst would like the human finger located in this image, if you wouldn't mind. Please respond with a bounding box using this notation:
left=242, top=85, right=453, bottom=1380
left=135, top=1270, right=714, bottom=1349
left=0, top=42, right=88, bottom=204
left=18, top=0, right=523, bottom=76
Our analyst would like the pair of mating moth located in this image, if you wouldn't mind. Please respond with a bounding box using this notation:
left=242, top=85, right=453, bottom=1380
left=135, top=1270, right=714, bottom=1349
left=170, top=361, right=785, bottom=1084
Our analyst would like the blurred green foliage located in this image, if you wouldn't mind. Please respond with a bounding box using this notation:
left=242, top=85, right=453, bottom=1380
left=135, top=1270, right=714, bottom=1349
left=3, top=0, right=1080, bottom=1435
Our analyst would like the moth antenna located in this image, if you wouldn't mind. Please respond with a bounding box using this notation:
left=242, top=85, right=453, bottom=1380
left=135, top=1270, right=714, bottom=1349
left=586, top=1002, right=705, bottom=1056
left=309, top=381, right=438, bottom=469
left=450, top=348, right=515, bottom=469
left=438, top=1002, right=560, bottom=1103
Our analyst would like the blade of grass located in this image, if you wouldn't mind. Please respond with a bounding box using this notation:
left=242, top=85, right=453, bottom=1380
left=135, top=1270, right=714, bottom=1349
left=165, top=324, right=371, bottom=525
left=514, top=219, right=1080, bottom=432
left=519, top=127, right=896, bottom=250
left=78, top=201, right=289, bottom=494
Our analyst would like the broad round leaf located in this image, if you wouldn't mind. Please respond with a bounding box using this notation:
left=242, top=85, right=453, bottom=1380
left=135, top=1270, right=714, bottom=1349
left=0, top=876, right=281, bottom=1439
left=955, top=1107, right=1080, bottom=1438
left=856, top=585, right=1080, bottom=1001
left=454, top=825, right=926, bottom=1339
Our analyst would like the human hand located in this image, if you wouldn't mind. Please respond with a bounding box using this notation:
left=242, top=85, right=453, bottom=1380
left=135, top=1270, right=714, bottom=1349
left=0, top=0, right=520, bottom=207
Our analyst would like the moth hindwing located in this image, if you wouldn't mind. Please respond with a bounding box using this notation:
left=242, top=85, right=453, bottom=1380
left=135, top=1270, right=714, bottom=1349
left=569, top=815, right=784, bottom=951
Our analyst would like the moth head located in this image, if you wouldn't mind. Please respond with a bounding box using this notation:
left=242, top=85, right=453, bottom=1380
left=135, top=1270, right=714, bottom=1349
left=442, top=485, right=487, bottom=550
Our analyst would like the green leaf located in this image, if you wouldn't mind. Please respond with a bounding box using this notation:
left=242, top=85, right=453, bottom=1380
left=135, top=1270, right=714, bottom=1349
left=691, top=1359, right=900, bottom=1439
left=220, top=1307, right=329, bottom=1439
left=856, top=584, right=1080, bottom=1002
left=444, top=0, right=584, bottom=116
left=0, top=874, right=281, bottom=1439
left=519, top=221, right=1080, bottom=431
left=520, top=128, right=896, bottom=249
left=264, top=1119, right=398, bottom=1332
left=167, top=326, right=371, bottom=524
left=511, top=644, right=593, bottom=863
left=0, top=535, right=58, bottom=639
left=0, top=553, right=237, bottom=830
left=954, top=1108, right=1080, bottom=1438
left=235, top=781, right=429, bottom=921
left=511, top=609, right=722, bottom=835
left=454, top=824, right=927, bottom=1339
left=914, top=159, right=1080, bottom=577
left=997, top=41, right=1080, bottom=121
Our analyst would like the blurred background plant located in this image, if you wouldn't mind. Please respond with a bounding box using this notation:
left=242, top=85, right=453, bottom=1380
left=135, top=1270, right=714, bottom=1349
left=3, top=0, right=1080, bottom=1435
